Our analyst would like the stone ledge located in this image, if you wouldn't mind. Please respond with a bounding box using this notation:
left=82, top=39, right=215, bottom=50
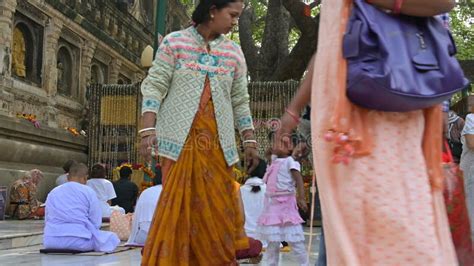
left=0, top=116, right=86, bottom=151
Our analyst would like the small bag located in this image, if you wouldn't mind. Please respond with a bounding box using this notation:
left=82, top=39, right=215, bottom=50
left=110, top=211, right=133, bottom=241
left=343, top=0, right=469, bottom=112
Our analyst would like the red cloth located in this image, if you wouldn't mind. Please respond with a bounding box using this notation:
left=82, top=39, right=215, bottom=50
left=442, top=149, right=474, bottom=265
left=235, top=237, right=262, bottom=259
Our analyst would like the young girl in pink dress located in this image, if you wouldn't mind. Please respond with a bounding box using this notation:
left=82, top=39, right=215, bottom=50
left=258, top=141, right=309, bottom=266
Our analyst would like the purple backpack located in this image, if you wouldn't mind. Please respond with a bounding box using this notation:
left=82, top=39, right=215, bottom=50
left=343, top=0, right=469, bottom=112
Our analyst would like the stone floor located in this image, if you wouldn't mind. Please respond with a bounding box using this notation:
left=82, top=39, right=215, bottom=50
left=0, top=220, right=322, bottom=265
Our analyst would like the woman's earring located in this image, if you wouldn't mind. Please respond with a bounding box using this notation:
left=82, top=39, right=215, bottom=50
left=210, top=14, right=215, bottom=19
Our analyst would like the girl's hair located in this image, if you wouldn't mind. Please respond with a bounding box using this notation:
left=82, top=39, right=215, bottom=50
left=251, top=186, right=261, bottom=193
left=192, top=0, right=241, bottom=25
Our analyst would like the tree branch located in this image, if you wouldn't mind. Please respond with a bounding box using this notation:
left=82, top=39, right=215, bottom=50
left=268, top=0, right=320, bottom=81
left=239, top=5, right=260, bottom=80
left=282, top=0, right=317, bottom=34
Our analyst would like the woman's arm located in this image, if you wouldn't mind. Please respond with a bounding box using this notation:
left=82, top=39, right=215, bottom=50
left=465, top=135, right=474, bottom=150
left=463, top=114, right=474, bottom=150
left=273, top=55, right=315, bottom=154
left=140, top=113, right=157, bottom=162
left=286, top=55, right=315, bottom=117
left=231, top=48, right=259, bottom=173
left=139, top=36, right=176, bottom=161
left=369, top=0, right=455, bottom=16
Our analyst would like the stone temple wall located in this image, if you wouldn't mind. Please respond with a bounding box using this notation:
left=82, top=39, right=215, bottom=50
left=0, top=0, right=189, bottom=202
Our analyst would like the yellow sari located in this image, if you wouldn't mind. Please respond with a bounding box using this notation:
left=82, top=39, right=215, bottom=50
left=141, top=80, right=249, bottom=265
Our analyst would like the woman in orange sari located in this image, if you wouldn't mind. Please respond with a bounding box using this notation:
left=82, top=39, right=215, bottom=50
left=138, top=0, right=259, bottom=265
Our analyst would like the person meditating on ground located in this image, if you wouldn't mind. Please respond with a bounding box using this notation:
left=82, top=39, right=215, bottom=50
left=55, top=159, right=77, bottom=186
left=112, top=166, right=138, bottom=214
left=87, top=164, right=124, bottom=218
left=9, top=169, right=45, bottom=219
left=126, top=177, right=163, bottom=246
left=43, top=163, right=120, bottom=252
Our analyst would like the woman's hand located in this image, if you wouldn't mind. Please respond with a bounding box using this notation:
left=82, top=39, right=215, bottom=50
left=244, top=147, right=259, bottom=174
left=140, top=134, right=158, bottom=163
left=273, top=112, right=299, bottom=156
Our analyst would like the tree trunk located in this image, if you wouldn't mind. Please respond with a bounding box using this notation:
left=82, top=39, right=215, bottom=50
left=239, top=6, right=260, bottom=81
left=259, top=0, right=290, bottom=81
left=238, top=0, right=320, bottom=81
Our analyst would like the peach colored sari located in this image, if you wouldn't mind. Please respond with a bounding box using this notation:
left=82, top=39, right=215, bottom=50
left=310, top=0, right=457, bottom=265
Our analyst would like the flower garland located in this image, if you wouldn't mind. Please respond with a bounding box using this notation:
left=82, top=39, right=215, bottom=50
left=16, top=113, right=40, bottom=128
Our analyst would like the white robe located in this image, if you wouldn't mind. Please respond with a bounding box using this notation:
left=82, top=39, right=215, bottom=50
left=240, top=177, right=266, bottom=241
left=126, top=185, right=162, bottom=246
left=55, top=174, right=68, bottom=186
left=43, top=182, right=120, bottom=252
left=86, top=178, right=124, bottom=218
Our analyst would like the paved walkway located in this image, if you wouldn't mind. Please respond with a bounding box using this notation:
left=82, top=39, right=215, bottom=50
left=0, top=221, right=322, bottom=265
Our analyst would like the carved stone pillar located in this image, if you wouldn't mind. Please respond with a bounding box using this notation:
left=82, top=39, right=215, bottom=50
left=79, top=42, right=96, bottom=104
left=43, top=18, right=63, bottom=96
left=0, top=0, right=17, bottom=77
left=109, top=59, right=121, bottom=84
left=132, top=72, right=145, bottom=84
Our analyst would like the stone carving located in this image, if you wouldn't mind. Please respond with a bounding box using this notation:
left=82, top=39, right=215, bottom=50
left=17, top=0, right=48, bottom=24
left=0, top=46, right=10, bottom=76
left=12, top=27, right=26, bottom=78
left=57, top=61, right=64, bottom=90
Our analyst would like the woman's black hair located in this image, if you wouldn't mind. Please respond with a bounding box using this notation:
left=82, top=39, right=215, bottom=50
left=62, top=159, right=77, bottom=173
left=119, top=166, right=132, bottom=179
left=192, top=0, right=241, bottom=25
left=90, top=164, right=106, bottom=179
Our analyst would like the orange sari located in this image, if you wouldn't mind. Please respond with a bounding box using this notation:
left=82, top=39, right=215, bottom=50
left=141, top=80, right=249, bottom=265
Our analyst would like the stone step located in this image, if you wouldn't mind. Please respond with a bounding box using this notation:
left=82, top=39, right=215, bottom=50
left=0, top=231, right=43, bottom=250
left=0, top=220, right=110, bottom=250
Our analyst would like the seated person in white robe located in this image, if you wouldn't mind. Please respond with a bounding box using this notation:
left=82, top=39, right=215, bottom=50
left=240, top=158, right=267, bottom=247
left=126, top=177, right=163, bottom=246
left=43, top=163, right=120, bottom=252
left=87, top=164, right=124, bottom=218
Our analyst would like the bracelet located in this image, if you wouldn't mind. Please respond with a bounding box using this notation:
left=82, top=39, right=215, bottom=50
left=140, top=131, right=156, bottom=138
left=285, top=109, right=301, bottom=124
left=243, top=143, right=258, bottom=149
left=392, top=0, right=404, bottom=15
left=138, top=127, right=156, bottom=134
left=243, top=139, right=257, bottom=149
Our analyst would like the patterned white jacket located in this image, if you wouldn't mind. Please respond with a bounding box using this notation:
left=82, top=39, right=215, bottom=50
left=141, top=27, right=254, bottom=166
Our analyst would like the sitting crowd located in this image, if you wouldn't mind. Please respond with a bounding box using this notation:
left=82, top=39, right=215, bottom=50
left=6, top=142, right=308, bottom=260
left=7, top=160, right=153, bottom=252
